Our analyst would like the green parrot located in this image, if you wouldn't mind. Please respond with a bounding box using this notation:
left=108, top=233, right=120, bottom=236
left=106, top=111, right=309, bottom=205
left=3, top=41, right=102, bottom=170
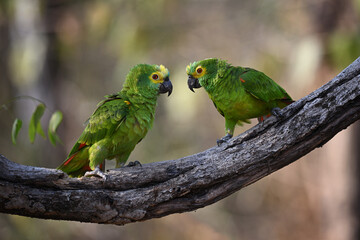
left=57, top=64, right=172, bottom=178
left=186, top=58, right=293, bottom=146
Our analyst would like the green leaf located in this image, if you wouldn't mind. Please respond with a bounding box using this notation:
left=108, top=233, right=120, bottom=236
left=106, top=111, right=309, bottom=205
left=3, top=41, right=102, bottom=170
left=48, top=111, right=63, bottom=132
left=48, top=110, right=63, bottom=146
left=28, top=103, right=45, bottom=143
left=37, top=121, right=46, bottom=138
left=11, top=118, right=23, bottom=145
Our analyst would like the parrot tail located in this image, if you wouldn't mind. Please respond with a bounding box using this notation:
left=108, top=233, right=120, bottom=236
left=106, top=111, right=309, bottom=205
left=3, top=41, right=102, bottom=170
left=257, top=114, right=272, bottom=123
left=62, top=142, right=87, bottom=166
left=280, top=98, right=295, bottom=106
left=258, top=98, right=295, bottom=123
left=58, top=142, right=105, bottom=177
left=57, top=143, right=91, bottom=177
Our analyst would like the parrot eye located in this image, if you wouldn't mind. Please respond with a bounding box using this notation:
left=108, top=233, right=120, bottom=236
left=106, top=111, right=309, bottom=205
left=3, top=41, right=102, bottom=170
left=152, top=74, right=159, bottom=80
left=196, top=67, right=203, bottom=74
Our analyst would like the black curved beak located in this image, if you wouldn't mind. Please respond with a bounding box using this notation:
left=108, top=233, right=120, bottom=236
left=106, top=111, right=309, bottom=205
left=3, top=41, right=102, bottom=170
left=188, top=75, right=202, bottom=92
left=159, top=77, right=173, bottom=96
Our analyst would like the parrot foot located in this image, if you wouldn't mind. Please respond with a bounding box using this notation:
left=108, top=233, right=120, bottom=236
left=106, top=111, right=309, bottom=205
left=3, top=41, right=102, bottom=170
left=271, top=107, right=282, bottom=117
left=84, top=166, right=107, bottom=180
left=217, top=134, right=233, bottom=146
left=126, top=160, right=142, bottom=167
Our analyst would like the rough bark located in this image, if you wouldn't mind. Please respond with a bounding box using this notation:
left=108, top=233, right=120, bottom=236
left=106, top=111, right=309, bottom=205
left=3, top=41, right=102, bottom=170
left=1, top=57, right=360, bottom=225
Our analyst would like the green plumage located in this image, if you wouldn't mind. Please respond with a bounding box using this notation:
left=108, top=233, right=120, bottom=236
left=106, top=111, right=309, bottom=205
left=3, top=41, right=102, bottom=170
left=187, top=58, right=293, bottom=143
left=58, top=64, right=172, bottom=177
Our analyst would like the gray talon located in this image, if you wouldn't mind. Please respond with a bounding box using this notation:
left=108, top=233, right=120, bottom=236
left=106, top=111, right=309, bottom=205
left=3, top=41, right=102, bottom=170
left=217, top=133, right=233, bottom=146
left=84, top=166, right=107, bottom=180
left=271, top=107, right=282, bottom=117
left=126, top=160, right=142, bottom=167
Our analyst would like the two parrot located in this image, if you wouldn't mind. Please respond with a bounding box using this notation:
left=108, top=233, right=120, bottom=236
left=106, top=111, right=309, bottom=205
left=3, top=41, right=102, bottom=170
left=58, top=58, right=293, bottom=178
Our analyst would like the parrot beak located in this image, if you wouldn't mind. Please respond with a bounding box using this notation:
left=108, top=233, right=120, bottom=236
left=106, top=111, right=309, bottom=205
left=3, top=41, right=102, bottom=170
left=188, top=75, right=202, bottom=92
left=159, top=77, right=173, bottom=96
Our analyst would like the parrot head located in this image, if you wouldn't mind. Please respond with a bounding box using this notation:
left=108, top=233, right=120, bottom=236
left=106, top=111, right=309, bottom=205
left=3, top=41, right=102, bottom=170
left=125, top=64, right=173, bottom=97
left=186, top=58, right=219, bottom=92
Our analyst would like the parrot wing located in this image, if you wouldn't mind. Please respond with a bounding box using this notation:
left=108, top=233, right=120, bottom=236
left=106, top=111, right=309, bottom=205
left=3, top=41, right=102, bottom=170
left=67, top=93, right=130, bottom=157
left=238, top=68, right=292, bottom=102
left=212, top=101, right=225, bottom=117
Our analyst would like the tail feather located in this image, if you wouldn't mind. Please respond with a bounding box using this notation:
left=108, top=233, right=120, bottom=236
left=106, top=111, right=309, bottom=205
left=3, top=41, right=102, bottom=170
left=280, top=98, right=295, bottom=106
left=257, top=114, right=272, bottom=123
left=63, top=154, right=76, bottom=166
left=257, top=98, right=294, bottom=123
left=57, top=142, right=90, bottom=176
left=58, top=142, right=106, bottom=177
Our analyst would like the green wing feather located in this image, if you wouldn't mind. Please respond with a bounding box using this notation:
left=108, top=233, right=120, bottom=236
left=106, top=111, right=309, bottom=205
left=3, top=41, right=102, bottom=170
left=239, top=68, right=292, bottom=102
left=212, top=101, right=225, bottom=117
left=67, top=93, right=129, bottom=157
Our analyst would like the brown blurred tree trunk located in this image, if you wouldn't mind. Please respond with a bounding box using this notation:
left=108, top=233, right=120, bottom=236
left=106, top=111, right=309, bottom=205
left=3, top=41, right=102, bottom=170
left=309, top=1, right=359, bottom=239
left=0, top=1, right=15, bottom=106
left=39, top=0, right=72, bottom=165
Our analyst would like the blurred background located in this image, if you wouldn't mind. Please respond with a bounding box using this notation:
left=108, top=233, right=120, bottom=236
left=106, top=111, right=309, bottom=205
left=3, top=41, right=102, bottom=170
left=0, top=0, right=359, bottom=239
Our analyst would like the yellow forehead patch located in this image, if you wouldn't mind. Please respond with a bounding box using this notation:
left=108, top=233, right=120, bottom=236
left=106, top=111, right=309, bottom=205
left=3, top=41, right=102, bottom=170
left=186, top=65, right=190, bottom=74
left=159, top=64, right=169, bottom=77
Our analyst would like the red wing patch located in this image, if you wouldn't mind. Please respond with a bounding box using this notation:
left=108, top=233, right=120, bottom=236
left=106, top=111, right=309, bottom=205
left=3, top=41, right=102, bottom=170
left=81, top=163, right=103, bottom=171
left=63, top=143, right=87, bottom=166
left=240, top=78, right=246, bottom=83
left=63, top=155, right=75, bottom=166
left=258, top=114, right=272, bottom=122
left=78, top=142, right=87, bottom=150
left=82, top=165, right=92, bottom=171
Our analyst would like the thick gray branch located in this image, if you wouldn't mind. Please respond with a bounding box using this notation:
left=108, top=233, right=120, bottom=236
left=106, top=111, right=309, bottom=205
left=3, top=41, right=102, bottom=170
left=1, top=57, right=360, bottom=225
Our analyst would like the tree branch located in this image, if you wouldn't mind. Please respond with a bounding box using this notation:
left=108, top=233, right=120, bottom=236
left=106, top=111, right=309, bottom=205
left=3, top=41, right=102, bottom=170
left=1, top=57, right=360, bottom=225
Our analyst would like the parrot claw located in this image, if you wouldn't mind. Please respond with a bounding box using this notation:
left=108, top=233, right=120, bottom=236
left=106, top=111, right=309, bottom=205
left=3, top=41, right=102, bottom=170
left=217, top=134, right=233, bottom=146
left=126, top=160, right=142, bottom=167
left=271, top=107, right=282, bottom=117
left=84, top=166, right=107, bottom=180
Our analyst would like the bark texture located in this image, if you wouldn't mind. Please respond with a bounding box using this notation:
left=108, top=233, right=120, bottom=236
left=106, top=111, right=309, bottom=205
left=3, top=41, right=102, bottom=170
left=1, top=57, right=360, bottom=225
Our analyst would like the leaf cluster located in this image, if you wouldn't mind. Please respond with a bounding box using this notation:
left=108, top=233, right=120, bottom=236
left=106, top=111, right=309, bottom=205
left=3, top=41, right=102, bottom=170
left=1, top=97, right=63, bottom=146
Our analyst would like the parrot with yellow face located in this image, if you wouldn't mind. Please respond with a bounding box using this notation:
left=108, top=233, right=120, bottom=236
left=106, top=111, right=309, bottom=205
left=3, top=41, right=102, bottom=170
left=57, top=64, right=172, bottom=178
left=187, top=58, right=293, bottom=146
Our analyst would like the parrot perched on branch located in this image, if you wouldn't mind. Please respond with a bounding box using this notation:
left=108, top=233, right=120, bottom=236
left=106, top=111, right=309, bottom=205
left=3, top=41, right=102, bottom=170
left=57, top=64, right=172, bottom=178
left=187, top=58, right=293, bottom=146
